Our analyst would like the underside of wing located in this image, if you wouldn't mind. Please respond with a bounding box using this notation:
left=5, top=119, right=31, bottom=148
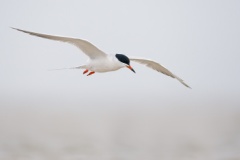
left=12, top=28, right=107, bottom=59
left=130, top=58, right=191, bottom=88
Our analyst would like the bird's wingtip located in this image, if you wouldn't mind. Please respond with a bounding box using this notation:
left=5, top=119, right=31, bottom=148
left=11, top=27, right=21, bottom=31
left=174, top=75, right=191, bottom=89
left=180, top=81, right=191, bottom=89
left=186, top=85, right=192, bottom=89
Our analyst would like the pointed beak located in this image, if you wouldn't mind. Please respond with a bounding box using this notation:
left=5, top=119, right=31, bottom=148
left=127, top=65, right=136, bottom=73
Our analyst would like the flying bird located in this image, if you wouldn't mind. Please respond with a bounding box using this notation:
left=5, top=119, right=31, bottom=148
left=12, top=28, right=190, bottom=88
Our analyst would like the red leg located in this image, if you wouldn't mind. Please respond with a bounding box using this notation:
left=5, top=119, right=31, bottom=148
left=87, top=71, right=95, bottom=76
left=83, top=69, right=88, bottom=74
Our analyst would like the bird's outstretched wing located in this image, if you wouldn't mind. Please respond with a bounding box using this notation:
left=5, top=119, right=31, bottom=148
left=130, top=58, right=191, bottom=88
left=12, top=27, right=107, bottom=59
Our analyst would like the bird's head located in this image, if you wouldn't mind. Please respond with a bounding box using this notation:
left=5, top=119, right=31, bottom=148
left=115, top=54, right=135, bottom=73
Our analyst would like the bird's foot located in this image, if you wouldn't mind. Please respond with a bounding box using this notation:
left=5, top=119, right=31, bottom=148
left=83, top=69, right=88, bottom=74
left=87, top=71, right=95, bottom=76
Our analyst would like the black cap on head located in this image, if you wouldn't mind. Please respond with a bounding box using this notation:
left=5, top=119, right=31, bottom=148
left=115, top=54, right=130, bottom=65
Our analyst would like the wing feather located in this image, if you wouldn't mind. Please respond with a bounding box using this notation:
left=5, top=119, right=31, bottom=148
left=130, top=58, right=191, bottom=88
left=12, top=27, right=107, bottom=59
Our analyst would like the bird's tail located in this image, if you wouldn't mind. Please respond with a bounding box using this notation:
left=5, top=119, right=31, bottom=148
left=48, top=65, right=85, bottom=71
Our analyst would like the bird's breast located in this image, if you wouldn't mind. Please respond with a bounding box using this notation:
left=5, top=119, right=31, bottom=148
left=87, top=58, right=123, bottom=72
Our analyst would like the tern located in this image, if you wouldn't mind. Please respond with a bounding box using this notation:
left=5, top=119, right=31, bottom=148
left=12, top=28, right=190, bottom=88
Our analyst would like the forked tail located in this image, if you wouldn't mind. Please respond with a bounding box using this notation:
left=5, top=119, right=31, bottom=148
left=48, top=65, right=85, bottom=71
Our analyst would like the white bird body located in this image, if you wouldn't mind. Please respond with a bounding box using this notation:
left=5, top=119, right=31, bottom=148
left=83, top=55, right=125, bottom=72
left=12, top=27, right=191, bottom=88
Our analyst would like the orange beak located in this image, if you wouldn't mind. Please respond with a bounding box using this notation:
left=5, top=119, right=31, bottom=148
left=127, top=65, right=136, bottom=73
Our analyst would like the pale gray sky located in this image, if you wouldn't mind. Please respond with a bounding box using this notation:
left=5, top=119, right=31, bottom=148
left=1, top=0, right=239, bottom=110
left=0, top=1, right=240, bottom=159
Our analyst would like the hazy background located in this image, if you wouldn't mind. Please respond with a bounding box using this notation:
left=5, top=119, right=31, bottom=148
left=1, top=0, right=240, bottom=159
